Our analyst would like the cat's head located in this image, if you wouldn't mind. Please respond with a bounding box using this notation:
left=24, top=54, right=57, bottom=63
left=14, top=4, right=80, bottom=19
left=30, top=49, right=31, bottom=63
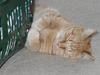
left=57, top=28, right=97, bottom=60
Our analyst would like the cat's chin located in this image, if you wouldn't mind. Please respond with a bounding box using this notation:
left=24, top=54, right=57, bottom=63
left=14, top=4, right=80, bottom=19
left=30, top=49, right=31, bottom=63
left=63, top=53, right=81, bottom=60
left=63, top=54, right=95, bottom=61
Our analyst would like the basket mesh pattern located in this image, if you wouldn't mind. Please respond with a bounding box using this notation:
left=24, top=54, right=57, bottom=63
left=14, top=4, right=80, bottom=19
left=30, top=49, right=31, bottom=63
left=0, top=0, right=33, bottom=67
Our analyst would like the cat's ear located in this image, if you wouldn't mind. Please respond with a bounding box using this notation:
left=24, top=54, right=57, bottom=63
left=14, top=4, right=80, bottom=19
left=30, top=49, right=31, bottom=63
left=81, top=29, right=97, bottom=40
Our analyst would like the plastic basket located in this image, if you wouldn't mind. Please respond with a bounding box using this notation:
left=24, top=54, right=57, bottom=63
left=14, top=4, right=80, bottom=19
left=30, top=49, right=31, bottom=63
left=0, top=0, right=34, bottom=67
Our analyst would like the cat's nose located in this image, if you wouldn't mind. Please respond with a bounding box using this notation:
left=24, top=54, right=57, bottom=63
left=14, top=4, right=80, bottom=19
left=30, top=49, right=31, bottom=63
left=58, top=43, right=65, bottom=47
left=58, top=42, right=66, bottom=49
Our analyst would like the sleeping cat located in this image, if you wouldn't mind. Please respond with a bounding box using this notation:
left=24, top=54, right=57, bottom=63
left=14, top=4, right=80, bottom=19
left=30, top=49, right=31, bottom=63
left=25, top=8, right=97, bottom=60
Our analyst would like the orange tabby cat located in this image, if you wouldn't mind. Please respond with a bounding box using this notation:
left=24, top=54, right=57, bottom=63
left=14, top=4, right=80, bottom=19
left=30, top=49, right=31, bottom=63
left=25, top=8, right=97, bottom=60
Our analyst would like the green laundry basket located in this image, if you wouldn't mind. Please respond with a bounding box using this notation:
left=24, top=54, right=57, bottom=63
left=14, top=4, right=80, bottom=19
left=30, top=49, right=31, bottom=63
left=0, top=0, right=34, bottom=67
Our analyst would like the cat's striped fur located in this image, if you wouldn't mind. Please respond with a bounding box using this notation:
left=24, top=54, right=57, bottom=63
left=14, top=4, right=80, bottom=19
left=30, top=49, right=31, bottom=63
left=25, top=8, right=97, bottom=60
